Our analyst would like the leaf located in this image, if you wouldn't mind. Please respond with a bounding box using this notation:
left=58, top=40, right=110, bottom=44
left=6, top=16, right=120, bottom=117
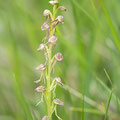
left=104, top=90, right=113, bottom=120
left=12, top=74, right=33, bottom=120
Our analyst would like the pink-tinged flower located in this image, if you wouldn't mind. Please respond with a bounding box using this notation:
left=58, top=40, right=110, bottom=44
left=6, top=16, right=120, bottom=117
left=37, top=44, right=45, bottom=51
left=54, top=98, right=64, bottom=106
left=57, top=16, right=64, bottom=24
left=58, top=6, right=67, bottom=11
left=42, top=116, right=49, bottom=120
left=48, top=35, right=58, bottom=45
left=35, top=64, right=46, bottom=71
left=49, top=0, right=58, bottom=5
left=35, top=86, right=46, bottom=93
left=43, top=9, right=51, bottom=16
left=41, top=22, right=49, bottom=31
left=55, top=77, right=64, bottom=86
left=55, top=53, right=63, bottom=62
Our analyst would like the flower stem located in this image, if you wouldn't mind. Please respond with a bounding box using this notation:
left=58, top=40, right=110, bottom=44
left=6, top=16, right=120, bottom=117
left=46, top=3, right=58, bottom=120
left=47, top=44, right=52, bottom=120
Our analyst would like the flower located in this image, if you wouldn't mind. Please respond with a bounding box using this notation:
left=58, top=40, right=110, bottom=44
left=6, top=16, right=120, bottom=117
left=49, top=1, right=58, bottom=5
left=55, top=77, right=64, bottom=86
left=37, top=44, right=45, bottom=51
left=43, top=9, right=51, bottom=16
left=55, top=53, right=63, bottom=61
left=35, top=86, right=46, bottom=92
left=48, top=35, right=58, bottom=45
left=54, top=98, right=64, bottom=106
left=57, top=16, right=64, bottom=24
left=58, top=6, right=67, bottom=11
left=41, top=22, right=49, bottom=31
left=35, top=64, right=46, bottom=71
left=42, top=116, right=49, bottom=120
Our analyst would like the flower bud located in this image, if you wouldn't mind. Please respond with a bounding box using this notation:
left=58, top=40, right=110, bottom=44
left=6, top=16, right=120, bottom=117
left=55, top=53, right=63, bottom=62
left=43, top=9, right=51, bottom=16
left=42, top=116, right=49, bottom=120
left=57, top=16, right=64, bottom=24
left=35, top=64, right=46, bottom=71
left=54, top=98, right=64, bottom=106
left=49, top=0, right=58, bottom=5
left=41, top=22, right=49, bottom=31
left=37, top=44, right=45, bottom=51
left=58, top=6, right=67, bottom=11
left=55, top=77, right=64, bottom=86
left=35, top=86, right=45, bottom=92
left=48, top=35, right=58, bottom=45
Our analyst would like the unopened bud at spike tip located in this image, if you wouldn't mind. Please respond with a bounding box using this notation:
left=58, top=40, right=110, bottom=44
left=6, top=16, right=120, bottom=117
left=54, top=98, right=64, bottom=106
left=41, top=22, right=49, bottom=31
left=49, top=1, right=59, bottom=5
left=35, top=64, right=46, bottom=71
left=48, top=35, right=58, bottom=45
left=55, top=53, right=63, bottom=62
left=43, top=9, right=51, bottom=16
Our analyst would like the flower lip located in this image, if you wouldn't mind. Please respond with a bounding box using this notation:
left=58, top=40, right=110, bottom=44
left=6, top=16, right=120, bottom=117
left=35, top=86, right=46, bottom=93
left=55, top=77, right=64, bottom=86
left=41, top=22, right=49, bottom=31
left=57, top=16, right=64, bottom=24
left=48, top=35, right=58, bottom=45
left=37, top=44, right=45, bottom=51
left=35, top=64, right=46, bottom=71
left=54, top=98, right=64, bottom=106
left=58, top=6, right=67, bottom=11
left=55, top=52, right=63, bottom=62
left=49, top=1, right=59, bottom=5
left=43, top=9, right=51, bottom=16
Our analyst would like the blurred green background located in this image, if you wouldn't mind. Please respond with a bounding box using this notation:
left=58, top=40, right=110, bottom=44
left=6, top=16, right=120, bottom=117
left=0, top=0, right=120, bottom=120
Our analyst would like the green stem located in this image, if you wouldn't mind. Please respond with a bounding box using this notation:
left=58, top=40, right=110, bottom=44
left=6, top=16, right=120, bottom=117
left=46, top=3, right=58, bottom=120
left=47, top=45, right=52, bottom=120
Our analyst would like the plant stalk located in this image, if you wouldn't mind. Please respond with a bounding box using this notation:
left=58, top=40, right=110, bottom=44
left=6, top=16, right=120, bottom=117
left=47, top=46, right=52, bottom=120
left=46, top=3, right=59, bottom=120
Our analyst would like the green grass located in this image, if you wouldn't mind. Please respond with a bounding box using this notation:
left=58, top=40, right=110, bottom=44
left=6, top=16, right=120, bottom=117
left=104, top=90, right=113, bottom=120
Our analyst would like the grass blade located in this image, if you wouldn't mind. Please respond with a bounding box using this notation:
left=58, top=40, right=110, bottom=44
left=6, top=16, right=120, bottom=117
left=70, top=107, right=104, bottom=115
left=71, top=0, right=95, bottom=24
left=12, top=74, right=33, bottom=120
left=104, top=68, right=112, bottom=86
left=104, top=90, right=113, bottom=120
left=63, top=85, right=99, bottom=109
left=99, top=0, right=120, bottom=52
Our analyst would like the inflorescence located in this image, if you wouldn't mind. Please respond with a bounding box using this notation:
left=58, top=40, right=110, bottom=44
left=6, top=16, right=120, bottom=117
left=35, top=0, right=66, bottom=120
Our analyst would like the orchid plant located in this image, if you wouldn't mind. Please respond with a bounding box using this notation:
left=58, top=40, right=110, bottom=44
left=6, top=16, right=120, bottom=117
left=35, top=0, right=66, bottom=120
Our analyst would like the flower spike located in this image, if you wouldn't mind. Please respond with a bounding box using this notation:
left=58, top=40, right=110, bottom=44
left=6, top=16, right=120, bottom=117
left=36, top=0, right=66, bottom=119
